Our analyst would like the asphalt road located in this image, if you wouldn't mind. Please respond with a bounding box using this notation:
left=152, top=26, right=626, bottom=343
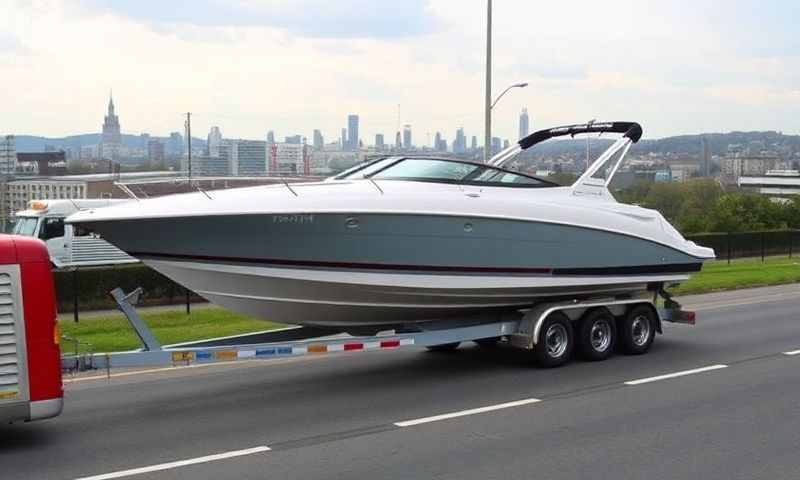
left=3, top=284, right=800, bottom=480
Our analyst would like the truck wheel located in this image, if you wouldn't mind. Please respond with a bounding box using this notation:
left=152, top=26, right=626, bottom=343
left=534, top=312, right=574, bottom=368
left=619, top=305, right=656, bottom=355
left=577, top=308, right=616, bottom=361
left=426, top=342, right=460, bottom=352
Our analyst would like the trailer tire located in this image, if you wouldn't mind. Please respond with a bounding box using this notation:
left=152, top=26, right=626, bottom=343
left=426, top=342, right=460, bottom=352
left=576, top=308, right=616, bottom=361
left=619, top=305, right=656, bottom=355
left=534, top=312, right=574, bottom=368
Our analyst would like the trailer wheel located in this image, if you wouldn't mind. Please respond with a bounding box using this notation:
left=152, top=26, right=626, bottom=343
left=534, top=312, right=574, bottom=368
left=576, top=308, right=616, bottom=361
left=619, top=305, right=656, bottom=355
left=426, top=342, right=460, bottom=352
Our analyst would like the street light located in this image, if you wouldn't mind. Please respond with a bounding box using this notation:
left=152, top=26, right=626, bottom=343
left=491, top=83, right=529, bottom=110
left=484, top=81, right=528, bottom=162
left=585, top=118, right=596, bottom=171
left=483, top=0, right=528, bottom=162
left=484, top=0, right=492, bottom=163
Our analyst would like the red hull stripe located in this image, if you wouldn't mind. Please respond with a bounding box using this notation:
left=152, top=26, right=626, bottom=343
left=130, top=252, right=554, bottom=274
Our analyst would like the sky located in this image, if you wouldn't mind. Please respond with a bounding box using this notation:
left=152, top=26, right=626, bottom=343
left=1, top=0, right=799, bottom=143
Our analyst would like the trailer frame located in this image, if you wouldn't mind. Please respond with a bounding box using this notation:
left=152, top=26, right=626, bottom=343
left=61, top=287, right=696, bottom=372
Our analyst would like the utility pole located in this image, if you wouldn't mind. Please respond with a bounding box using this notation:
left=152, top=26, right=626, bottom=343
left=484, top=0, right=492, bottom=163
left=186, top=112, right=192, bottom=179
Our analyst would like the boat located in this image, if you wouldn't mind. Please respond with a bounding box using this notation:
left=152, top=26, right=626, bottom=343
left=67, top=122, right=714, bottom=329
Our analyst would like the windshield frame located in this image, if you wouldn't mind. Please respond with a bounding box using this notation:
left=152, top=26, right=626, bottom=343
left=12, top=216, right=40, bottom=237
left=343, top=157, right=559, bottom=188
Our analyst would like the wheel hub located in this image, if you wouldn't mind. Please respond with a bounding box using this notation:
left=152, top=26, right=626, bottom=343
left=545, top=324, right=568, bottom=358
left=631, top=315, right=651, bottom=346
left=590, top=319, right=612, bottom=352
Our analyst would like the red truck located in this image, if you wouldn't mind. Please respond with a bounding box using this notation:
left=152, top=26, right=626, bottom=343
left=0, top=235, right=63, bottom=423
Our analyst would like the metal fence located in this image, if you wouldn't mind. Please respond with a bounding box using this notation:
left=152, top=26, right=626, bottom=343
left=685, top=230, right=800, bottom=263
left=55, top=265, right=204, bottom=322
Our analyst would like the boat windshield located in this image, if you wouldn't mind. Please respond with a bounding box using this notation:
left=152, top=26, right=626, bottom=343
left=365, top=158, right=557, bottom=188
left=12, top=217, right=39, bottom=236
left=332, top=157, right=398, bottom=180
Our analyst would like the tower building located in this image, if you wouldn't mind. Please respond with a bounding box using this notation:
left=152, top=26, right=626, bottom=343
left=101, top=93, right=122, bottom=161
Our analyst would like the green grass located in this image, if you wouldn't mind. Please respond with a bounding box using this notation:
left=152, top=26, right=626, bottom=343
left=60, top=308, right=285, bottom=354
left=670, top=256, right=800, bottom=296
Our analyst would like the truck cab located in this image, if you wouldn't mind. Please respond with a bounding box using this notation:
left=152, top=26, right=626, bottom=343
left=12, top=200, right=139, bottom=269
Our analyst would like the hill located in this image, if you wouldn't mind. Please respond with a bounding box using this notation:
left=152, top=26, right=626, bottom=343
left=13, top=134, right=207, bottom=152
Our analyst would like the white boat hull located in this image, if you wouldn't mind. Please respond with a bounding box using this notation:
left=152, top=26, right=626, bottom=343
left=147, top=259, right=689, bottom=327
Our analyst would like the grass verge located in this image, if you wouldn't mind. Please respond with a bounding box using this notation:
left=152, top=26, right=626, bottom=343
left=669, top=256, right=800, bottom=296
left=59, top=308, right=285, bottom=354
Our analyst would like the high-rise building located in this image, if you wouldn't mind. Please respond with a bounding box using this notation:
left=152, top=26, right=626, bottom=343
left=167, top=132, right=184, bottom=157
left=347, top=115, right=359, bottom=151
left=403, top=125, right=412, bottom=150
left=395, top=131, right=402, bottom=149
left=0, top=135, right=17, bottom=176
left=313, top=129, right=324, bottom=150
left=219, top=139, right=268, bottom=176
left=341, top=128, right=347, bottom=149
left=519, top=108, right=530, bottom=140
left=207, top=127, right=222, bottom=157
left=147, top=139, right=165, bottom=164
left=285, top=135, right=302, bottom=145
left=702, top=137, right=711, bottom=177
left=491, top=137, right=502, bottom=155
left=471, top=136, right=478, bottom=151
left=453, top=128, right=467, bottom=154
left=434, top=132, right=443, bottom=151
left=266, top=131, right=276, bottom=144
left=375, top=134, right=385, bottom=150
left=268, top=143, right=311, bottom=175
left=101, top=93, right=122, bottom=161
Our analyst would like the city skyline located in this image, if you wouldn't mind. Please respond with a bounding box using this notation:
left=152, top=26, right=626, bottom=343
left=2, top=1, right=799, bottom=141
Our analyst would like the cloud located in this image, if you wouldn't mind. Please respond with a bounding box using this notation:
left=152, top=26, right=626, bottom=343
left=81, top=0, right=442, bottom=39
left=0, top=31, right=22, bottom=53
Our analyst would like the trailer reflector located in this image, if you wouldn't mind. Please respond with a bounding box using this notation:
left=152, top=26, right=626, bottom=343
left=171, top=352, right=195, bottom=363
left=381, top=340, right=401, bottom=348
left=216, top=351, right=237, bottom=361
left=344, top=343, right=364, bottom=351
left=196, top=351, right=213, bottom=361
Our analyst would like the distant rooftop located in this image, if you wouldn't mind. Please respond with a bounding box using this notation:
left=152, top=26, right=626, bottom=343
left=8, top=171, right=178, bottom=182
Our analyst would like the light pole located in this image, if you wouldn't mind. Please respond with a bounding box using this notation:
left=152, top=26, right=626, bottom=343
left=585, top=118, right=596, bottom=171
left=484, top=0, right=492, bottom=163
left=483, top=0, right=528, bottom=162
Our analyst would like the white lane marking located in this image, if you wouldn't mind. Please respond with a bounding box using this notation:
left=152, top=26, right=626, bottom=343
left=784, top=350, right=800, bottom=356
left=74, top=446, right=271, bottom=480
left=394, top=398, right=541, bottom=427
left=624, top=365, right=728, bottom=386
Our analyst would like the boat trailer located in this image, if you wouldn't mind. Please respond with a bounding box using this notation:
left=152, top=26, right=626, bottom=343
left=62, top=287, right=697, bottom=372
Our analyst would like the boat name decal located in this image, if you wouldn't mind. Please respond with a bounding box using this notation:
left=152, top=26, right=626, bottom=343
left=273, top=214, right=315, bottom=224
